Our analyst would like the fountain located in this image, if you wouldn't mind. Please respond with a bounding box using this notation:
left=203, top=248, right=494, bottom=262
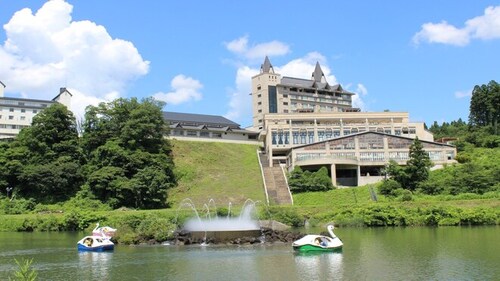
left=176, top=199, right=262, bottom=243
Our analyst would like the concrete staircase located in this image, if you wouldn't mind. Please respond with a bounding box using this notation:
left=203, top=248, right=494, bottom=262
left=258, top=152, right=293, bottom=205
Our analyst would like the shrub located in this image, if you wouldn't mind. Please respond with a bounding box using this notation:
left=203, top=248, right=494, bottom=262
left=378, top=179, right=402, bottom=196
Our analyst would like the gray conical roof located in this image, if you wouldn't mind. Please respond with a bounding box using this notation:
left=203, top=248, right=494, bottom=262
left=260, top=56, right=274, bottom=73
left=312, top=62, right=325, bottom=83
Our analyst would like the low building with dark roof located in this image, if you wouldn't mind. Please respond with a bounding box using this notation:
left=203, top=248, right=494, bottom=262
left=163, top=111, right=260, bottom=144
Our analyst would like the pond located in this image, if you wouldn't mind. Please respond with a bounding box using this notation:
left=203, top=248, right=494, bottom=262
left=0, top=226, right=498, bottom=280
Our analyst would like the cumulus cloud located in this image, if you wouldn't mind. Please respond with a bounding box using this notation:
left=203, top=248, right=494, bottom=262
left=153, top=75, right=203, bottom=105
left=413, top=5, right=500, bottom=46
left=0, top=0, right=149, bottom=119
left=224, top=35, right=290, bottom=60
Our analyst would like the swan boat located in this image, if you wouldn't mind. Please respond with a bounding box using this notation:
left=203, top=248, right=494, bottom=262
left=92, top=223, right=117, bottom=238
left=77, top=235, right=114, bottom=252
left=292, top=225, right=343, bottom=252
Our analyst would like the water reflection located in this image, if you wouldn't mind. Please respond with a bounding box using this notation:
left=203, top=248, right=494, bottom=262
left=77, top=251, right=113, bottom=280
left=294, top=252, right=343, bottom=280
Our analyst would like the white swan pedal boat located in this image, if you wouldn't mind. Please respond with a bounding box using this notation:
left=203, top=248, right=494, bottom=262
left=292, top=225, right=343, bottom=252
left=92, top=223, right=117, bottom=238
left=77, top=235, right=114, bottom=252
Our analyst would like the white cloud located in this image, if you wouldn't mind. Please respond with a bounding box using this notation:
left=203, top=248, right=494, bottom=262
left=225, top=66, right=258, bottom=122
left=413, top=21, right=470, bottom=46
left=413, top=5, right=500, bottom=46
left=454, top=89, right=472, bottom=99
left=153, top=75, right=203, bottom=105
left=0, top=0, right=149, bottom=118
left=225, top=35, right=290, bottom=60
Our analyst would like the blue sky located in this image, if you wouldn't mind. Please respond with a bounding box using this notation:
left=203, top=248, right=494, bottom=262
left=1, top=0, right=499, bottom=128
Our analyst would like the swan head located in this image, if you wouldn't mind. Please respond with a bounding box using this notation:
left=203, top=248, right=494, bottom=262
left=327, top=224, right=337, bottom=238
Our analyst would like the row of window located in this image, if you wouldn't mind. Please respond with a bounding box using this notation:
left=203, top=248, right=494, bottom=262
left=0, top=115, right=28, bottom=121
left=0, top=124, right=29, bottom=129
left=0, top=100, right=48, bottom=107
left=271, top=128, right=419, bottom=147
left=294, top=151, right=448, bottom=163
left=1, top=108, right=38, bottom=114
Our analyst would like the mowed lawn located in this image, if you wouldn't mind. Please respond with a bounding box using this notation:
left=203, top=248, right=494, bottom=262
left=168, top=140, right=266, bottom=207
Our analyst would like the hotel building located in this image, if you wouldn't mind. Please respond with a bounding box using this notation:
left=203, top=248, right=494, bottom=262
left=0, top=82, right=72, bottom=140
left=252, top=57, right=456, bottom=186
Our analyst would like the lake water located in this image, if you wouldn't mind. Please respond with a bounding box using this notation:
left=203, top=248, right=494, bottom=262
left=0, top=227, right=498, bottom=280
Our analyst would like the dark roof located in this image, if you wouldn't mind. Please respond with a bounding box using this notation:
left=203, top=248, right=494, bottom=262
left=163, top=111, right=241, bottom=128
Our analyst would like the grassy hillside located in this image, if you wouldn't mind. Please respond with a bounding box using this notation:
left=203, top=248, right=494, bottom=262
left=168, top=140, right=265, bottom=207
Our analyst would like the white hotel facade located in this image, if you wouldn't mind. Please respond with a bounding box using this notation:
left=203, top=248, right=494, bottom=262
left=0, top=82, right=72, bottom=139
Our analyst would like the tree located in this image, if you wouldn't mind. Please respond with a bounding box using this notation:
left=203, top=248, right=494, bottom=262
left=386, top=138, right=432, bottom=191
left=82, top=97, right=176, bottom=209
left=405, top=137, right=433, bottom=190
left=2, top=104, right=83, bottom=203
left=469, top=80, right=500, bottom=134
left=288, top=166, right=333, bottom=193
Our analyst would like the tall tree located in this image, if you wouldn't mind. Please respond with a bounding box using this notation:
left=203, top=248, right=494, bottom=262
left=469, top=80, right=500, bottom=134
left=4, top=104, right=84, bottom=203
left=405, top=137, right=433, bottom=190
left=82, top=97, right=176, bottom=209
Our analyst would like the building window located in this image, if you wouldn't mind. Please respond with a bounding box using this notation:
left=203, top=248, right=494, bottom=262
left=18, top=102, right=25, bottom=106
left=33, top=110, right=38, bottom=114
left=318, top=131, right=325, bottom=142
left=257, top=86, right=261, bottom=90
left=308, top=131, right=314, bottom=143
left=20, top=116, right=26, bottom=121
left=277, top=131, right=284, bottom=145
left=9, top=116, right=14, bottom=120
left=9, top=108, right=14, bottom=112
left=284, top=110, right=289, bottom=113
left=21, top=109, right=26, bottom=113
left=268, top=86, right=277, bottom=113
left=258, top=102, right=262, bottom=105
left=284, top=132, right=289, bottom=144
left=293, top=131, right=299, bottom=144
left=257, top=94, right=261, bottom=98
left=258, top=110, right=262, bottom=113
left=300, top=131, right=307, bottom=144
left=283, top=94, right=288, bottom=98
left=283, top=102, right=288, bottom=105
left=272, top=132, right=277, bottom=145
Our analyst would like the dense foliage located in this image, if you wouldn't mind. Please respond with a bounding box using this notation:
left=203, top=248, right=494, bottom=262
left=0, top=98, right=176, bottom=209
left=288, top=166, right=334, bottom=193
left=469, top=80, right=499, bottom=135
left=0, top=104, right=84, bottom=203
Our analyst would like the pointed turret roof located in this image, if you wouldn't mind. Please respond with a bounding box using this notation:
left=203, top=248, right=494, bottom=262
left=260, top=56, right=275, bottom=74
left=312, top=62, right=325, bottom=83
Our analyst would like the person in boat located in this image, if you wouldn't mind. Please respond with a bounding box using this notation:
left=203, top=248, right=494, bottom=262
left=84, top=238, right=93, bottom=247
left=315, top=238, right=321, bottom=245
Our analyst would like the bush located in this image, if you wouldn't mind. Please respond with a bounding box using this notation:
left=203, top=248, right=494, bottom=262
left=378, top=179, right=402, bottom=196
left=1, top=198, right=36, bottom=215
left=267, top=206, right=304, bottom=227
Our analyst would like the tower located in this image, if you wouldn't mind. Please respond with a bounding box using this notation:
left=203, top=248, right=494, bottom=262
left=251, top=56, right=281, bottom=130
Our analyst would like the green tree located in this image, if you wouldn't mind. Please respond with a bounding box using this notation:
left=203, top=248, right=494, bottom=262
left=469, top=80, right=500, bottom=134
left=2, top=104, right=83, bottom=203
left=82, top=98, right=176, bottom=209
left=405, top=137, right=433, bottom=190
left=288, top=166, right=333, bottom=193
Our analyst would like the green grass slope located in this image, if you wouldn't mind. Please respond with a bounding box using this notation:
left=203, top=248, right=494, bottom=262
left=168, top=140, right=265, bottom=207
